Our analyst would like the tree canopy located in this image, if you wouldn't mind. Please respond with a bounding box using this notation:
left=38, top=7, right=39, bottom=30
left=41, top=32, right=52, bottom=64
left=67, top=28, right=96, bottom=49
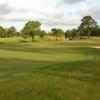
left=7, top=26, right=17, bottom=37
left=22, top=21, right=41, bottom=42
left=51, top=28, right=64, bottom=41
left=0, top=26, right=6, bottom=37
left=0, top=16, right=100, bottom=41
left=79, top=16, right=98, bottom=38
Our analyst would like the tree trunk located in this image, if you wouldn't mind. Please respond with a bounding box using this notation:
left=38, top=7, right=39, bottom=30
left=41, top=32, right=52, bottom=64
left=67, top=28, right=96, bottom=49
left=32, top=35, right=34, bottom=42
left=55, top=36, right=58, bottom=41
left=30, top=31, right=34, bottom=42
left=88, top=30, right=91, bottom=39
left=87, top=27, right=91, bottom=39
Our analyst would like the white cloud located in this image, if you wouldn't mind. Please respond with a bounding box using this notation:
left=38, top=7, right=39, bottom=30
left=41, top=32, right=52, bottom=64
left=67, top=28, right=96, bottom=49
left=0, top=3, right=12, bottom=15
left=61, top=0, right=85, bottom=5
left=79, top=2, right=100, bottom=20
left=0, top=0, right=99, bottom=31
left=41, top=11, right=80, bottom=26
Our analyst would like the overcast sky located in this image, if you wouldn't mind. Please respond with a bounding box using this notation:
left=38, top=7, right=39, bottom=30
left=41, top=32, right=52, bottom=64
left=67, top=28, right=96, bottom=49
left=0, top=0, right=100, bottom=31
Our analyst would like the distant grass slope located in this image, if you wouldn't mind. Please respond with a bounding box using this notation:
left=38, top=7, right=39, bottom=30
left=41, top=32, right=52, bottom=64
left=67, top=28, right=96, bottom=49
left=0, top=37, right=100, bottom=100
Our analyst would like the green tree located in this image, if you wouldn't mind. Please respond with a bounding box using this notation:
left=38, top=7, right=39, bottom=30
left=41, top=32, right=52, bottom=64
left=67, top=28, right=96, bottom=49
left=79, top=16, right=98, bottom=38
left=0, top=26, right=6, bottom=37
left=65, top=29, right=79, bottom=40
left=71, top=29, right=78, bottom=40
left=51, top=28, right=64, bottom=41
left=39, top=30, right=46, bottom=38
left=22, top=21, right=41, bottom=42
left=91, top=27, right=100, bottom=36
left=65, top=30, right=72, bottom=40
left=7, top=26, right=17, bottom=37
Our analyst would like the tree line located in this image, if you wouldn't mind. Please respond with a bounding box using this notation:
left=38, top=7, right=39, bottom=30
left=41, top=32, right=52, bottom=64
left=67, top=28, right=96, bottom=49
left=0, top=16, right=100, bottom=42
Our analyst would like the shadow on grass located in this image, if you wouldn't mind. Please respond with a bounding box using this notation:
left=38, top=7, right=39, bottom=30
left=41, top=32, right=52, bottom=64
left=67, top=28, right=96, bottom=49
left=0, top=44, right=100, bottom=57
left=56, top=41, right=100, bottom=46
left=0, top=58, right=100, bottom=83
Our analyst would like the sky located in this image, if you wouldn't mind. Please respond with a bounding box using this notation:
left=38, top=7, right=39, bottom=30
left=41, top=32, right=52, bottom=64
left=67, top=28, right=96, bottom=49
left=0, top=0, right=100, bottom=31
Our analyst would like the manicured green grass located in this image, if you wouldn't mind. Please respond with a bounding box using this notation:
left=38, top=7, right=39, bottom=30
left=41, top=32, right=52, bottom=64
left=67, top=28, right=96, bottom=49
left=0, top=37, right=100, bottom=100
